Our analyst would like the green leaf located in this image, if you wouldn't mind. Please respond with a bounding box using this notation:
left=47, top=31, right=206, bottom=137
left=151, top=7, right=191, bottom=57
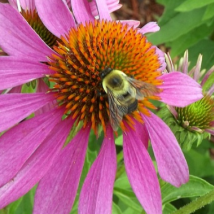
left=185, top=149, right=214, bottom=177
left=162, top=175, right=214, bottom=204
left=188, top=39, right=214, bottom=71
left=157, top=1, right=182, bottom=26
left=175, top=0, right=214, bottom=12
left=163, top=203, right=177, bottom=214
left=148, top=7, right=208, bottom=45
left=114, top=172, right=131, bottom=189
left=21, top=83, right=35, bottom=93
left=203, top=3, right=214, bottom=20
left=113, top=188, right=142, bottom=212
left=115, top=134, right=123, bottom=146
left=112, top=202, right=123, bottom=214
left=168, top=22, right=214, bottom=57
left=4, top=198, right=23, bottom=214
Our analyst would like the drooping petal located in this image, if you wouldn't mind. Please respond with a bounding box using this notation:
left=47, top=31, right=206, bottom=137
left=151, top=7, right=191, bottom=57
left=0, top=93, right=55, bottom=132
left=205, top=129, right=214, bottom=135
left=0, top=4, right=54, bottom=61
left=168, top=105, right=178, bottom=118
left=71, top=0, right=94, bottom=23
left=123, top=127, right=162, bottom=214
left=35, top=0, right=76, bottom=38
left=158, top=72, right=203, bottom=107
left=79, top=125, right=116, bottom=214
left=134, top=120, right=149, bottom=148
left=33, top=125, right=91, bottom=214
left=139, top=22, right=160, bottom=34
left=0, top=57, right=54, bottom=90
left=142, top=112, right=189, bottom=187
left=0, top=109, right=63, bottom=187
left=0, top=117, right=73, bottom=209
left=95, top=0, right=112, bottom=20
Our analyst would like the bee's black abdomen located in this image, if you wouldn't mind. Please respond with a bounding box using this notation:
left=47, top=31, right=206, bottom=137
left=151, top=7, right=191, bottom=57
left=127, top=99, right=138, bottom=113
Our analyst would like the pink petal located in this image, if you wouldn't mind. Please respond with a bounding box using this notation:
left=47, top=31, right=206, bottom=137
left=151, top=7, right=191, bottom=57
left=18, top=0, right=35, bottom=10
left=205, top=129, right=214, bottom=135
left=8, top=0, right=35, bottom=11
left=7, top=86, right=22, bottom=94
left=95, top=0, right=112, bottom=20
left=156, top=47, right=166, bottom=72
left=119, top=20, right=140, bottom=28
left=208, top=84, right=214, bottom=95
left=168, top=105, right=178, bottom=119
left=35, top=79, right=57, bottom=116
left=90, top=0, right=122, bottom=16
left=201, top=65, right=214, bottom=87
left=71, top=0, right=94, bottom=23
left=0, top=57, right=54, bottom=90
left=108, top=3, right=122, bottom=13
left=79, top=125, right=116, bottom=214
left=0, top=109, right=63, bottom=187
left=0, top=117, right=73, bottom=209
left=139, top=22, right=160, bottom=34
left=33, top=125, right=91, bottom=214
left=66, top=0, right=71, bottom=8
left=181, top=50, right=189, bottom=74
left=0, top=93, right=55, bottom=132
left=142, top=112, right=189, bottom=187
left=158, top=72, right=203, bottom=107
left=193, top=54, right=202, bottom=81
left=134, top=121, right=149, bottom=148
left=8, top=0, right=18, bottom=9
left=35, top=0, right=76, bottom=38
left=0, top=4, right=54, bottom=61
left=123, top=127, right=162, bottom=214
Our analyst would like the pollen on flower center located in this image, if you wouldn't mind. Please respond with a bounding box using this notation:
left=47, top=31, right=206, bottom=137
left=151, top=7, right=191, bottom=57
left=48, top=20, right=163, bottom=134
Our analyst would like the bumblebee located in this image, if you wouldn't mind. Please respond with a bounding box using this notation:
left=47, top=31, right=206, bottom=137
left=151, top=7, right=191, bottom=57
left=100, top=68, right=159, bottom=131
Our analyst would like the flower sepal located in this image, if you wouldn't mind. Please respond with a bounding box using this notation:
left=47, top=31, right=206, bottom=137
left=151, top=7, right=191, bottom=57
left=158, top=107, right=210, bottom=151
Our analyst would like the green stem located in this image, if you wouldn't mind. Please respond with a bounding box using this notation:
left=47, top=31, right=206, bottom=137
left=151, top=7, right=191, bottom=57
left=172, top=188, right=214, bottom=214
left=115, top=150, right=125, bottom=180
left=115, top=164, right=125, bottom=180
left=116, top=150, right=124, bottom=163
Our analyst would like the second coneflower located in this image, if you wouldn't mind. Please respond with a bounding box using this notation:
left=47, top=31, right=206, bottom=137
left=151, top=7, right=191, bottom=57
left=164, top=51, right=214, bottom=150
left=0, top=1, right=203, bottom=214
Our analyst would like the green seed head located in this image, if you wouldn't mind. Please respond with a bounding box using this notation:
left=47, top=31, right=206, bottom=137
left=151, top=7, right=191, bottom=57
left=176, top=94, right=214, bottom=132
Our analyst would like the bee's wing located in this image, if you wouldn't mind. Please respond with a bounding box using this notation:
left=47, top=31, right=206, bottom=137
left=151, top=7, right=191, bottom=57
left=125, top=76, right=159, bottom=100
left=106, top=87, right=128, bottom=131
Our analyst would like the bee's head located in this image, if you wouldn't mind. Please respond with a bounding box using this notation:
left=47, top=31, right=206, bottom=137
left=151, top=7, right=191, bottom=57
left=100, top=67, right=113, bottom=80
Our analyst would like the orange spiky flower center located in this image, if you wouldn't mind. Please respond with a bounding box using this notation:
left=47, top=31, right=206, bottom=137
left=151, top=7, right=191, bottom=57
left=48, top=20, right=163, bottom=134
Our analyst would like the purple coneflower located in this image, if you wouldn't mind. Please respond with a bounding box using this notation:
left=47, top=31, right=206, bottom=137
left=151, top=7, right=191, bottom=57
left=0, top=1, right=203, bottom=214
left=165, top=51, right=214, bottom=150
